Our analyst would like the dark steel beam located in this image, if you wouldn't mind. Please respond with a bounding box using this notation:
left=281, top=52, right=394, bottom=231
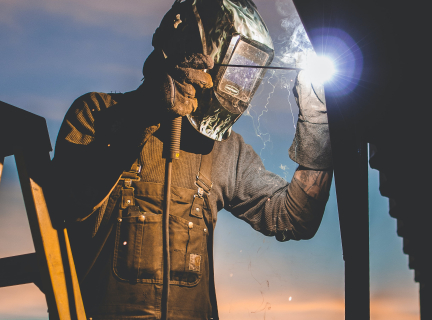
left=292, top=1, right=375, bottom=318
left=0, top=101, right=52, bottom=158
left=0, top=253, right=40, bottom=287
left=420, top=282, right=431, bottom=320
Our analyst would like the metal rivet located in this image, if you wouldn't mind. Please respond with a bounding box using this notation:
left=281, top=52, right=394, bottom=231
left=118, top=218, right=122, bottom=222
left=123, top=241, right=127, bottom=246
left=204, top=228, right=207, bottom=232
left=195, top=207, right=200, bottom=212
left=138, top=215, right=145, bottom=222
left=188, top=222, right=193, bottom=229
left=126, top=199, right=131, bottom=204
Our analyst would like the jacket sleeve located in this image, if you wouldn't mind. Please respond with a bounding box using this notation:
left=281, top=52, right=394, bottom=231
left=50, top=91, right=160, bottom=222
left=216, top=133, right=329, bottom=241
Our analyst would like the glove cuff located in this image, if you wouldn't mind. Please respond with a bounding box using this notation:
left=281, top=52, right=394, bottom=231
left=289, top=120, right=333, bottom=170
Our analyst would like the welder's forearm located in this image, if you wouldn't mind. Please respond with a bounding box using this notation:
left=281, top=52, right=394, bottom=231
left=275, top=168, right=331, bottom=242
left=293, top=165, right=332, bottom=201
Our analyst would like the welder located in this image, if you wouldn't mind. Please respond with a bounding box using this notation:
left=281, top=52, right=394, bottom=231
left=50, top=0, right=333, bottom=319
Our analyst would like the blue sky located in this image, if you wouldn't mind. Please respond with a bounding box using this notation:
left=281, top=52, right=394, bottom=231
left=0, top=0, right=419, bottom=319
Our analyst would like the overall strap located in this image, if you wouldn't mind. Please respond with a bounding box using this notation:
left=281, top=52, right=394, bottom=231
left=196, top=151, right=219, bottom=320
left=196, top=153, right=213, bottom=197
left=190, top=151, right=213, bottom=219
left=118, top=160, right=141, bottom=213
left=92, top=160, right=141, bottom=235
left=81, top=159, right=141, bottom=281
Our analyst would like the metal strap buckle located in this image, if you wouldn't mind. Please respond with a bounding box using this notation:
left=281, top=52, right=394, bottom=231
left=197, top=186, right=204, bottom=198
left=196, top=172, right=212, bottom=190
left=119, top=175, right=140, bottom=184
left=123, top=179, right=133, bottom=188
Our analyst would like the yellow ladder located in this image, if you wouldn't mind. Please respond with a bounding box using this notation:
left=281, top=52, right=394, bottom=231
left=0, top=101, right=86, bottom=320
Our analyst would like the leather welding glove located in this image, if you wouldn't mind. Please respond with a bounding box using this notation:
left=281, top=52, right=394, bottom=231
left=142, top=50, right=213, bottom=117
left=288, top=70, right=333, bottom=169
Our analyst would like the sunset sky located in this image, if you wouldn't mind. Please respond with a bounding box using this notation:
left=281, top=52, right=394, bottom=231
left=0, top=0, right=419, bottom=319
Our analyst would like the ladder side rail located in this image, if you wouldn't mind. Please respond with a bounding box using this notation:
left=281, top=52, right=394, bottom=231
left=14, top=146, right=86, bottom=320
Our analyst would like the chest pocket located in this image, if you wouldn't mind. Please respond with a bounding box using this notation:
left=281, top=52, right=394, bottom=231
left=113, top=206, right=163, bottom=283
left=112, top=183, right=209, bottom=286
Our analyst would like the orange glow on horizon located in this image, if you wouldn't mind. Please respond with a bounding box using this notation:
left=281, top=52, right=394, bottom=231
left=217, top=295, right=418, bottom=320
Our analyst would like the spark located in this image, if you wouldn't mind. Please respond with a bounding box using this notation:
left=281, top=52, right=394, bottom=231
left=249, top=70, right=278, bottom=165
left=281, top=75, right=296, bottom=131
left=245, top=70, right=296, bottom=182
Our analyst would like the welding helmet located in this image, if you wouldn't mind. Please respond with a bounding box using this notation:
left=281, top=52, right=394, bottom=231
left=152, top=0, right=274, bottom=140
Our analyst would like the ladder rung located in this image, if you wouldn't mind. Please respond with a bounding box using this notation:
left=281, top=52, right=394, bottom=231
left=0, top=253, right=40, bottom=287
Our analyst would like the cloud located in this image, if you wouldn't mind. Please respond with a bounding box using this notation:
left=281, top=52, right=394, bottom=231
left=86, top=63, right=141, bottom=80
left=0, top=94, right=71, bottom=122
left=0, top=2, right=19, bottom=31
left=0, top=0, right=173, bottom=37
left=24, top=95, right=69, bottom=122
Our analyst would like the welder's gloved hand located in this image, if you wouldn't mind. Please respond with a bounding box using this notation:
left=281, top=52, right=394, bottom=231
left=288, top=70, right=333, bottom=169
left=142, top=50, right=213, bottom=117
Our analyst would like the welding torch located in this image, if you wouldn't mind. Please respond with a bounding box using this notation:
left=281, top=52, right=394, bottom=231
left=215, top=63, right=303, bottom=71
left=216, top=56, right=336, bottom=84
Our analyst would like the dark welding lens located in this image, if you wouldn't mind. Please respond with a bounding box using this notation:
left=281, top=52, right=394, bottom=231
left=219, top=39, right=270, bottom=102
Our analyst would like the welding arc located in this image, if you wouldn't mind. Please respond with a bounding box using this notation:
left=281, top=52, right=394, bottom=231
left=215, top=63, right=303, bottom=71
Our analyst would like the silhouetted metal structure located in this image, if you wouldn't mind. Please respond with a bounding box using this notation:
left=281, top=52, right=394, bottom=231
left=293, top=0, right=428, bottom=319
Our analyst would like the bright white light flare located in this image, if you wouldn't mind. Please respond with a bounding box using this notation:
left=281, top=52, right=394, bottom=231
left=305, top=55, right=335, bottom=84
